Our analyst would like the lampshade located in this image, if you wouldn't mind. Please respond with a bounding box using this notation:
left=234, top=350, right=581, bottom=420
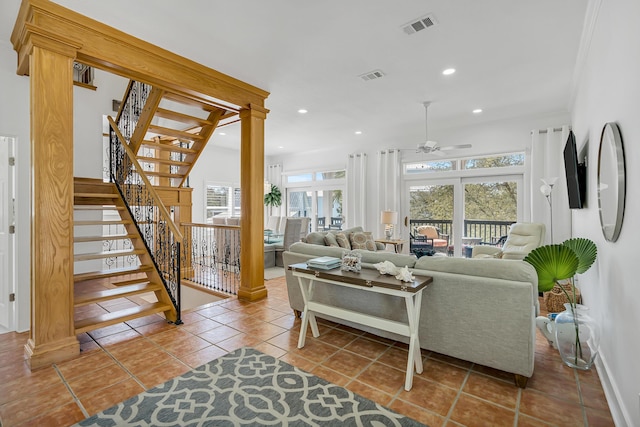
left=380, top=210, right=398, bottom=225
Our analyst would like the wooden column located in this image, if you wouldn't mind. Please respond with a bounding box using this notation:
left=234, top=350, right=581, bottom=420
left=238, top=105, right=269, bottom=301
left=23, top=32, right=80, bottom=369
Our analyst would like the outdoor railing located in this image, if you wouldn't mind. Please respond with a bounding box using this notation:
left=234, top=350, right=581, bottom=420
left=181, top=223, right=240, bottom=295
left=409, top=219, right=515, bottom=245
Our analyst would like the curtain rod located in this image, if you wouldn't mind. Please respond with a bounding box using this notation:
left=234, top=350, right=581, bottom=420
left=531, top=126, right=572, bottom=134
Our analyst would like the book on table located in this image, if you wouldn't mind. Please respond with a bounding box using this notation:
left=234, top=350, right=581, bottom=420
left=307, top=256, right=341, bottom=270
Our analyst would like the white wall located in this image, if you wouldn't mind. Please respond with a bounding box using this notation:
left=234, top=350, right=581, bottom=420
left=0, top=40, right=30, bottom=332
left=571, top=0, right=640, bottom=425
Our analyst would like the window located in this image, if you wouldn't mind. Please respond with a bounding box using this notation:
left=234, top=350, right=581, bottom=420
left=205, top=183, right=240, bottom=221
left=461, top=153, right=525, bottom=170
left=405, top=160, right=456, bottom=174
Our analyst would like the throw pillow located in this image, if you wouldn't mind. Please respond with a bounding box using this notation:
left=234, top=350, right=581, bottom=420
left=324, top=233, right=339, bottom=247
left=304, top=232, right=327, bottom=246
left=335, top=232, right=351, bottom=250
left=350, top=231, right=376, bottom=251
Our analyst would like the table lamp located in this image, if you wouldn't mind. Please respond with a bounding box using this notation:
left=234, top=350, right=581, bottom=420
left=380, top=210, right=398, bottom=239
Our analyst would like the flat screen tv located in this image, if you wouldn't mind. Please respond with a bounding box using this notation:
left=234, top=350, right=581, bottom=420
left=563, top=130, right=586, bottom=209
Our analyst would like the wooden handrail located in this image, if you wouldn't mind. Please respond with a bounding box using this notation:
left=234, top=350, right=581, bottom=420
left=108, top=116, right=183, bottom=241
left=181, top=222, right=241, bottom=231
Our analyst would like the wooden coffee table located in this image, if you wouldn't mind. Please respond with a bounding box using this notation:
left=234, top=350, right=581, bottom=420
left=288, top=263, right=432, bottom=391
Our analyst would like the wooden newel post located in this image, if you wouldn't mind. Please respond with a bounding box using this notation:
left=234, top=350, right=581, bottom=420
left=17, top=28, right=82, bottom=368
left=237, top=105, right=269, bottom=301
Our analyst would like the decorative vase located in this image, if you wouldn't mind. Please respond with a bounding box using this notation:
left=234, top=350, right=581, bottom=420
left=554, top=303, right=600, bottom=370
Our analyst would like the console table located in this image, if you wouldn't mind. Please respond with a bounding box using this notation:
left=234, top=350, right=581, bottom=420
left=288, top=263, right=433, bottom=391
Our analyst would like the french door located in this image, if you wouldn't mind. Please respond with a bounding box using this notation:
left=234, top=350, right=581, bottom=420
left=404, top=174, right=522, bottom=257
left=287, top=187, right=343, bottom=232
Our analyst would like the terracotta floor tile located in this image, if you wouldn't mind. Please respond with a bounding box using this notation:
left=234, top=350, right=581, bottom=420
left=279, top=353, right=318, bottom=372
left=449, top=394, right=516, bottom=427
left=194, top=305, right=232, bottom=318
left=288, top=339, right=340, bottom=363
left=322, top=349, right=372, bottom=378
left=211, top=310, right=250, bottom=324
left=87, top=322, right=134, bottom=340
left=516, top=414, right=556, bottom=426
left=134, top=320, right=178, bottom=336
left=215, top=331, right=264, bottom=352
left=124, top=313, right=165, bottom=329
left=398, top=376, right=457, bottom=416
left=56, top=350, right=114, bottom=381
left=585, top=406, right=616, bottom=426
left=178, top=344, right=229, bottom=368
left=252, top=341, right=287, bottom=359
left=225, top=315, right=266, bottom=332
left=160, top=334, right=212, bottom=359
left=377, top=346, right=411, bottom=370
left=180, top=311, right=207, bottom=323
left=198, top=325, right=242, bottom=344
left=269, top=313, right=300, bottom=330
left=470, top=363, right=515, bottom=383
left=118, top=347, right=176, bottom=377
left=0, top=382, right=74, bottom=426
left=135, top=358, right=191, bottom=389
left=80, top=340, right=102, bottom=354
left=344, top=336, right=390, bottom=360
left=80, top=378, right=145, bottom=416
left=105, top=337, right=160, bottom=360
left=310, top=365, right=351, bottom=386
left=580, top=379, right=610, bottom=412
left=346, top=380, right=393, bottom=407
left=13, top=402, right=86, bottom=427
left=526, top=367, right=581, bottom=404
left=181, top=318, right=224, bottom=334
left=267, top=330, right=300, bottom=351
left=316, top=327, right=359, bottom=348
left=146, top=328, right=194, bottom=347
left=95, top=329, right=143, bottom=348
left=68, top=363, right=132, bottom=398
left=0, top=365, right=62, bottom=405
left=420, top=358, right=468, bottom=389
left=356, top=361, right=406, bottom=395
left=463, top=372, right=518, bottom=409
left=244, top=323, right=288, bottom=341
left=519, top=389, right=585, bottom=426
left=388, top=399, right=445, bottom=427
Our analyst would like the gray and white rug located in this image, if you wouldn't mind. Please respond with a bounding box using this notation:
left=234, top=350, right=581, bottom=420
left=76, top=347, right=425, bottom=426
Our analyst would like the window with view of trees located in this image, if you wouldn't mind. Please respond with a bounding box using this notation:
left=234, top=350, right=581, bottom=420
left=205, top=183, right=240, bottom=221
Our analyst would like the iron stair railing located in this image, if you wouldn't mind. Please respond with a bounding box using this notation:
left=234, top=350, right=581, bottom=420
left=108, top=81, right=182, bottom=324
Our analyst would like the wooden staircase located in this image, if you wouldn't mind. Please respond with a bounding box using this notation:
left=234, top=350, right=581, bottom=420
left=125, top=87, right=236, bottom=188
left=73, top=177, right=176, bottom=334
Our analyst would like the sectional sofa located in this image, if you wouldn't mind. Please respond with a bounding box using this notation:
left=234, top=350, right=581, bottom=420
left=282, top=240, right=539, bottom=387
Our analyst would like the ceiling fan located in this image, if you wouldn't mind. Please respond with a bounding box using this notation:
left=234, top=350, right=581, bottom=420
left=415, top=102, right=472, bottom=155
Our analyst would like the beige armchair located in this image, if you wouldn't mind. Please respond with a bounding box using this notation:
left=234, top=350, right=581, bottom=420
left=472, top=222, right=546, bottom=260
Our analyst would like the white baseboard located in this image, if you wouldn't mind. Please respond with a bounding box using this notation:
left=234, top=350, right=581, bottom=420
left=595, top=351, right=634, bottom=427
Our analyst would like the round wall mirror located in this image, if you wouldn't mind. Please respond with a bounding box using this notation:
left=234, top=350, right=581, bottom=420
left=597, top=122, right=626, bottom=242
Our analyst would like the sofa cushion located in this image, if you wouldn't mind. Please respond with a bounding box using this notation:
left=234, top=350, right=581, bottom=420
left=324, top=233, right=339, bottom=247
left=414, top=256, right=536, bottom=283
left=305, top=231, right=327, bottom=246
left=288, top=242, right=346, bottom=258
left=356, top=249, right=416, bottom=268
left=350, top=231, right=376, bottom=251
left=335, top=232, right=351, bottom=250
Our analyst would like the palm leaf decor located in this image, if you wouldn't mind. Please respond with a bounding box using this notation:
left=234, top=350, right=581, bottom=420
left=563, top=238, right=597, bottom=274
left=523, top=245, right=579, bottom=292
left=264, top=185, right=282, bottom=207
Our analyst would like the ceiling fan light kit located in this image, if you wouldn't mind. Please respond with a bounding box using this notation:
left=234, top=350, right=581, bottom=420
left=412, top=102, right=472, bottom=155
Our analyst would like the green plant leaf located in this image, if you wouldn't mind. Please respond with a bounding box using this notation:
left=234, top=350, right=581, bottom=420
left=523, top=245, right=579, bottom=292
left=264, top=184, right=282, bottom=207
left=562, top=238, right=597, bottom=274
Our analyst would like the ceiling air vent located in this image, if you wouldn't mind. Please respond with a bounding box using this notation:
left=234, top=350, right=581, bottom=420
left=358, top=69, right=385, bottom=82
left=402, top=14, right=438, bottom=35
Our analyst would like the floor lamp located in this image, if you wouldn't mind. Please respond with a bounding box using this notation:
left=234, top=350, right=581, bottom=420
left=540, top=177, right=557, bottom=243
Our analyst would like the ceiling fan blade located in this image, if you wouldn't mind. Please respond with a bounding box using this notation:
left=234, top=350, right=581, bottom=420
left=439, top=144, right=473, bottom=151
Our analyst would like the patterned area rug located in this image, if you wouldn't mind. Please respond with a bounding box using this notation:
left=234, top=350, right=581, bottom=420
left=75, top=347, right=426, bottom=426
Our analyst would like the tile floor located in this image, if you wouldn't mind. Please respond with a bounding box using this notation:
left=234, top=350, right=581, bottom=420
left=0, top=276, right=614, bottom=426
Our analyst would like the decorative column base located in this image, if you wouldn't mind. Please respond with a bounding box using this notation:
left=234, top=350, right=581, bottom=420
left=237, top=286, right=268, bottom=302
left=24, top=337, right=79, bottom=370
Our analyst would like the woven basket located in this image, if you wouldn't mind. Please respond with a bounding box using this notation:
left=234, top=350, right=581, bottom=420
left=544, top=282, right=581, bottom=313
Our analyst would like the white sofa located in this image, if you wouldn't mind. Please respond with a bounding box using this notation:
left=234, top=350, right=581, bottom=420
left=283, top=242, right=539, bottom=387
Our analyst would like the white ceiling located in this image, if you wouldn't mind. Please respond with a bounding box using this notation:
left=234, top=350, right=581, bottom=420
left=2, top=0, right=588, bottom=156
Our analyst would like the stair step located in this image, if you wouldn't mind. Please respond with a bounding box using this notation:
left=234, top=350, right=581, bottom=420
left=74, top=248, right=145, bottom=261
left=155, top=108, right=213, bottom=127
left=74, top=205, right=125, bottom=211
left=74, top=281, right=161, bottom=307
left=74, top=302, right=171, bottom=334
left=140, top=140, right=197, bottom=154
left=136, top=156, right=190, bottom=167
left=74, top=219, right=132, bottom=226
left=148, top=124, right=205, bottom=142
left=75, top=192, right=119, bottom=199
left=111, top=277, right=152, bottom=287
left=74, top=265, right=153, bottom=283
left=142, top=171, right=185, bottom=179
left=74, top=234, right=136, bottom=243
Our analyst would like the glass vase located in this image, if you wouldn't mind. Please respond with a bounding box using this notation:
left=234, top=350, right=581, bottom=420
left=554, top=303, right=600, bottom=370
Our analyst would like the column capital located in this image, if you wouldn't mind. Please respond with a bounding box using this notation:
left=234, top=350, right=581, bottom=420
left=239, top=104, right=270, bottom=120
left=14, top=23, right=81, bottom=75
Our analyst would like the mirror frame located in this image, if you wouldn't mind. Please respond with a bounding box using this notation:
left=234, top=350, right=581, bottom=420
left=597, top=122, right=626, bottom=242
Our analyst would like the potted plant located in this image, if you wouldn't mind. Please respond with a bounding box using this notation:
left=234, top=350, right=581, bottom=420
left=524, top=238, right=598, bottom=369
left=264, top=184, right=282, bottom=207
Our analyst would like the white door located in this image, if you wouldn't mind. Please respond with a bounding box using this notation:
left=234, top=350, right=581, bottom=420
left=0, top=136, right=16, bottom=332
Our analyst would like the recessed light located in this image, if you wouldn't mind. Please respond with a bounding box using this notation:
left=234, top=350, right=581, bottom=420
left=442, top=68, right=456, bottom=75
left=355, top=131, right=362, bottom=135
left=278, top=146, right=284, bottom=149
left=298, top=109, right=308, bottom=114
left=472, top=109, right=483, bottom=114
left=219, top=132, right=226, bottom=136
